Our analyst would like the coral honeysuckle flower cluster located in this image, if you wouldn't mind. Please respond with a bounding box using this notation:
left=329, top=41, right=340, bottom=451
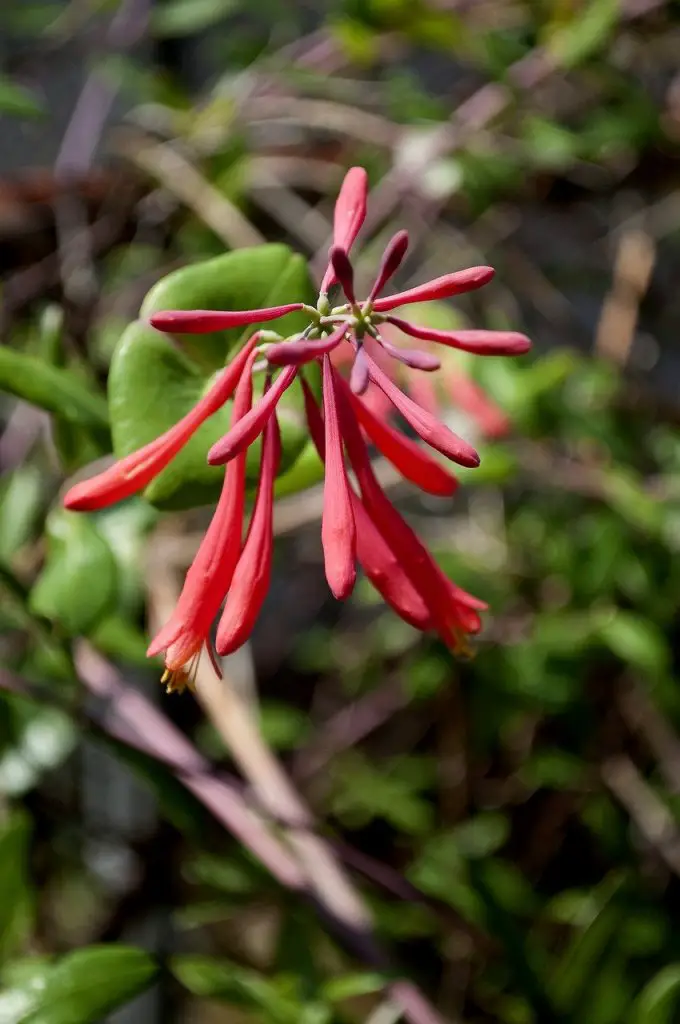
left=64, top=167, right=531, bottom=692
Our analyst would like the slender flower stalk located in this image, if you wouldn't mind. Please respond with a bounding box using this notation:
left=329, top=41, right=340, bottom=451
left=64, top=164, right=531, bottom=684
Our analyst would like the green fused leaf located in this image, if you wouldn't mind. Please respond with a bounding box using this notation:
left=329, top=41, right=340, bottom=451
left=110, top=245, right=316, bottom=509
left=630, top=964, right=680, bottom=1024
left=29, top=511, right=118, bottom=635
left=0, top=811, right=33, bottom=959
left=0, top=945, right=157, bottom=1024
left=274, top=441, right=325, bottom=499
left=88, top=614, right=150, bottom=667
left=0, top=348, right=108, bottom=429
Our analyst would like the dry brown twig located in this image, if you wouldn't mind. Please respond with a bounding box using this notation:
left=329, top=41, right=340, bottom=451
left=116, top=131, right=266, bottom=250
left=602, top=755, right=680, bottom=877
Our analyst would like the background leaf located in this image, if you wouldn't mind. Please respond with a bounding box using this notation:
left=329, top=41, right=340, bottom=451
left=0, top=350, right=108, bottom=430
left=0, top=946, right=157, bottom=1024
left=29, top=511, right=118, bottom=635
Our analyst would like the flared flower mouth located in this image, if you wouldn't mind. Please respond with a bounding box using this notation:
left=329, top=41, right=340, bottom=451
left=160, top=639, right=224, bottom=694
left=63, top=165, right=531, bottom=684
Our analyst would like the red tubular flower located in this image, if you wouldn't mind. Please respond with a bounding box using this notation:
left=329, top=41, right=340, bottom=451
left=334, top=372, right=485, bottom=649
left=65, top=162, right=533, bottom=681
left=368, top=230, right=409, bottom=302
left=349, top=347, right=370, bottom=395
left=321, top=355, right=356, bottom=599
left=377, top=338, right=441, bottom=372
left=350, top=493, right=431, bottom=629
left=207, top=366, right=297, bottom=465
left=63, top=332, right=260, bottom=512
left=302, top=380, right=430, bottom=629
left=215, top=413, right=281, bottom=656
left=371, top=267, right=495, bottom=311
left=349, top=390, right=458, bottom=497
left=320, top=166, right=368, bottom=293
left=265, top=324, right=347, bottom=366
left=147, top=351, right=256, bottom=689
left=149, top=304, right=304, bottom=334
left=386, top=317, right=531, bottom=355
left=365, top=354, right=480, bottom=468
left=329, top=247, right=357, bottom=305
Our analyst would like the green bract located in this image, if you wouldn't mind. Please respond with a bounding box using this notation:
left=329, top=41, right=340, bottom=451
left=109, top=245, right=316, bottom=510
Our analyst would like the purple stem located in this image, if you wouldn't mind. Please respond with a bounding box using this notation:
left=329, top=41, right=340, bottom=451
left=55, top=0, right=151, bottom=179
left=72, top=645, right=304, bottom=890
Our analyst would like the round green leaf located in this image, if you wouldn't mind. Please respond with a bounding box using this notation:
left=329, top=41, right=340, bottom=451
left=29, top=511, right=118, bottom=635
left=110, top=244, right=316, bottom=509
left=274, top=441, right=325, bottom=499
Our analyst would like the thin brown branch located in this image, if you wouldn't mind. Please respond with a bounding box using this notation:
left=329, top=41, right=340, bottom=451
left=116, top=132, right=266, bottom=250
left=602, top=755, right=680, bottom=876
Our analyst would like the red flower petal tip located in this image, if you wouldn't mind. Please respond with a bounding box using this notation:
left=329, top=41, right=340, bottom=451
left=320, top=166, right=368, bottom=293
